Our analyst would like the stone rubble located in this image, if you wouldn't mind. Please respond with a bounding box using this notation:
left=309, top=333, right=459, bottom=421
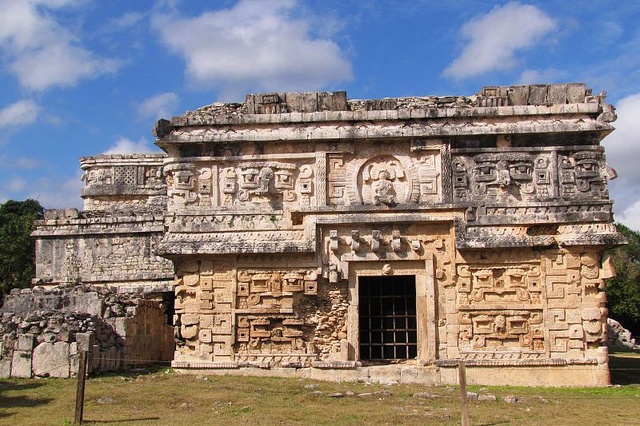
left=607, top=318, right=638, bottom=349
left=0, top=284, right=173, bottom=378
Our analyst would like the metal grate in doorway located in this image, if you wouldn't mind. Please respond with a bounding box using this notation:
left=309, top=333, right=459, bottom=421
left=359, top=275, right=417, bottom=361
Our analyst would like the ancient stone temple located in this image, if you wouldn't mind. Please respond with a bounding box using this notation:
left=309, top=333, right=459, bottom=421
left=32, top=84, right=625, bottom=386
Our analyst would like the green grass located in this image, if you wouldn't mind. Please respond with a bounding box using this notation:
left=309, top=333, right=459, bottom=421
left=1, top=355, right=640, bottom=426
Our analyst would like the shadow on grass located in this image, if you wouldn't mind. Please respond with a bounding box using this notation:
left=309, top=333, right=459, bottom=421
left=0, top=380, right=52, bottom=419
left=609, top=350, right=640, bottom=385
left=88, top=363, right=171, bottom=379
left=84, top=417, right=160, bottom=423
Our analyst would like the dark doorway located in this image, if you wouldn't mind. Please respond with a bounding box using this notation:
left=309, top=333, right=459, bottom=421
left=359, top=275, right=417, bottom=361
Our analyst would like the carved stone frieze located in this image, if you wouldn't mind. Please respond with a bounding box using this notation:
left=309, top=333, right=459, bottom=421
left=558, top=150, right=611, bottom=200
left=236, top=269, right=318, bottom=313
left=453, top=147, right=616, bottom=206
left=456, top=264, right=543, bottom=307
left=458, top=310, right=544, bottom=352
left=164, top=159, right=316, bottom=209
left=327, top=145, right=442, bottom=206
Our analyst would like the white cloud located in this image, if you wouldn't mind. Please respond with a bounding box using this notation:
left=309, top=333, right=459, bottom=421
left=444, top=2, right=556, bottom=79
left=108, top=11, right=145, bottom=30
left=0, top=100, right=39, bottom=128
left=152, top=0, right=352, bottom=101
left=0, top=171, right=83, bottom=209
left=0, top=156, right=41, bottom=169
left=28, top=173, right=84, bottom=209
left=102, top=137, right=159, bottom=155
left=0, top=0, right=120, bottom=91
left=137, top=92, right=179, bottom=121
left=616, top=200, right=640, bottom=232
left=5, top=177, right=27, bottom=192
left=518, top=68, right=567, bottom=85
left=602, top=92, right=640, bottom=232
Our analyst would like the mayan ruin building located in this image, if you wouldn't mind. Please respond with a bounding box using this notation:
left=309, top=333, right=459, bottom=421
left=25, top=83, right=625, bottom=386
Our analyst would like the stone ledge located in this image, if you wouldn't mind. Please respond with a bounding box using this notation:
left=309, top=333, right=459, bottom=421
left=311, top=361, right=361, bottom=369
left=435, top=358, right=600, bottom=367
left=158, top=117, right=613, bottom=144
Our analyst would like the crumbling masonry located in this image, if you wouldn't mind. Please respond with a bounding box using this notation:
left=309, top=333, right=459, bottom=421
left=28, top=84, right=625, bottom=385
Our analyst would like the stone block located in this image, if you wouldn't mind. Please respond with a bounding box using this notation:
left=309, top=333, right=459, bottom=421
left=75, top=332, right=94, bottom=352
left=0, top=358, right=11, bottom=377
left=112, top=317, right=128, bottom=336
left=528, top=85, right=548, bottom=104
left=548, top=84, right=568, bottom=104
left=16, top=334, right=35, bottom=351
left=508, top=85, right=529, bottom=105
left=11, top=351, right=32, bottom=378
left=566, top=83, right=587, bottom=103
left=33, top=342, right=70, bottom=378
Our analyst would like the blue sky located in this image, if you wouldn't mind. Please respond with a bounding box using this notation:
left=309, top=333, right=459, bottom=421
left=1, top=0, right=640, bottom=230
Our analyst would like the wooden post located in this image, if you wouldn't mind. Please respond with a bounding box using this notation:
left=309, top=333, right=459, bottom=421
left=458, top=359, right=470, bottom=426
left=75, top=350, right=88, bottom=425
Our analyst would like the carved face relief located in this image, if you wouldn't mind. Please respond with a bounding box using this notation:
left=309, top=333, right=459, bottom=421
left=559, top=151, right=607, bottom=199
left=454, top=152, right=544, bottom=202
left=360, top=156, right=407, bottom=206
left=84, top=168, right=113, bottom=186
left=165, top=164, right=198, bottom=205
left=221, top=161, right=311, bottom=204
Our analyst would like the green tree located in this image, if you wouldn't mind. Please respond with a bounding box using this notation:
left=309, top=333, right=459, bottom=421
left=606, top=223, right=640, bottom=337
left=0, top=199, right=44, bottom=302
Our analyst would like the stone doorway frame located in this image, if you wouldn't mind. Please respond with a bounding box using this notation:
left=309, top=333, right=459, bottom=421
left=345, top=256, right=437, bottom=364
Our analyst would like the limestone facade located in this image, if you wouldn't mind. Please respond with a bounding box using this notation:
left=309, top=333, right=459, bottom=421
left=33, top=154, right=174, bottom=293
left=32, top=84, right=624, bottom=385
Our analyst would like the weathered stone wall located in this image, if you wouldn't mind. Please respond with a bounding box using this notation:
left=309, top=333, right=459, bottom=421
left=32, top=84, right=625, bottom=386
left=33, top=216, right=174, bottom=289
left=32, top=154, right=174, bottom=292
left=81, top=154, right=167, bottom=213
left=153, top=84, right=623, bottom=386
left=0, top=285, right=174, bottom=378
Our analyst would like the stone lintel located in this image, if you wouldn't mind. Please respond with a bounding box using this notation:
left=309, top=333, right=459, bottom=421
left=435, top=358, right=599, bottom=367
left=157, top=119, right=612, bottom=146
left=456, top=225, right=625, bottom=250
left=157, top=240, right=315, bottom=256
left=171, top=103, right=603, bottom=128
left=79, top=153, right=167, bottom=167
left=32, top=216, right=165, bottom=237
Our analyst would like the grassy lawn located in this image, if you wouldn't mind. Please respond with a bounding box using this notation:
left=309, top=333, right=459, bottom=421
left=1, top=352, right=639, bottom=426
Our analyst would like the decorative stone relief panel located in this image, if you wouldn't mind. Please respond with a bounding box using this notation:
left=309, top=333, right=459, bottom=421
left=84, top=167, right=113, bottom=186
left=452, top=152, right=551, bottom=203
left=543, top=249, right=607, bottom=354
left=453, top=148, right=615, bottom=205
left=326, top=144, right=442, bottom=206
left=80, top=155, right=167, bottom=212
left=173, top=259, right=235, bottom=362
left=236, top=269, right=318, bottom=312
left=234, top=268, right=321, bottom=365
left=164, top=159, right=316, bottom=209
left=453, top=248, right=609, bottom=360
left=558, top=150, right=611, bottom=200
left=327, top=154, right=347, bottom=205
left=322, top=222, right=453, bottom=286
left=83, top=164, right=164, bottom=191
left=458, top=310, right=544, bottom=353
left=456, top=264, right=543, bottom=307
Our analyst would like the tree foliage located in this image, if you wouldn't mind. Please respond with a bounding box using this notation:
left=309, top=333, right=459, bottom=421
left=606, top=223, right=640, bottom=336
left=0, top=199, right=44, bottom=302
